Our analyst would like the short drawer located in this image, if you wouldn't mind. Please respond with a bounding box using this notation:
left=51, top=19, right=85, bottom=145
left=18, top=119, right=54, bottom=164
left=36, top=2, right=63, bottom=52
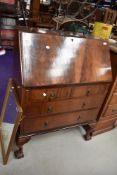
left=71, top=84, right=109, bottom=98
left=104, top=104, right=117, bottom=117
left=109, top=94, right=117, bottom=105
left=23, top=94, right=104, bottom=116
left=22, top=109, right=98, bottom=134
left=22, top=86, right=72, bottom=104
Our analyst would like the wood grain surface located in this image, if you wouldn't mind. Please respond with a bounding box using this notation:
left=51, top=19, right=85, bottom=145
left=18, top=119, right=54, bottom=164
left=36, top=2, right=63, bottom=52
left=19, top=30, right=112, bottom=87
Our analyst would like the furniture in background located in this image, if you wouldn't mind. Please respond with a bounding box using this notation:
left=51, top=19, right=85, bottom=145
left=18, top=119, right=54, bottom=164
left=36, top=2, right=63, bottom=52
left=90, top=45, right=117, bottom=135
left=0, top=0, right=17, bottom=49
left=17, top=0, right=40, bottom=26
left=31, top=0, right=40, bottom=19
left=104, top=8, right=117, bottom=25
left=12, top=28, right=112, bottom=158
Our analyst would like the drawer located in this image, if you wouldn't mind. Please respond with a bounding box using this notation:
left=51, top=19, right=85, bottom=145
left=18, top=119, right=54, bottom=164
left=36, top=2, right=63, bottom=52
left=24, top=94, right=104, bottom=116
left=109, top=94, right=117, bottom=105
left=71, top=84, right=109, bottom=98
left=22, top=109, right=98, bottom=134
left=42, top=95, right=103, bottom=115
left=104, top=104, right=117, bottom=117
left=22, top=84, right=109, bottom=105
left=23, top=87, right=72, bottom=104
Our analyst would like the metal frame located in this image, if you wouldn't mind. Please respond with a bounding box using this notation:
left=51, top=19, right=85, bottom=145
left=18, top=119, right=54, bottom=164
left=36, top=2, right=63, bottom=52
left=0, top=79, right=23, bottom=165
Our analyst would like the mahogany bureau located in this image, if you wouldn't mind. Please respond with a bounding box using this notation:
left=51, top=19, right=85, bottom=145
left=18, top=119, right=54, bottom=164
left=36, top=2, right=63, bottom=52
left=14, top=28, right=112, bottom=158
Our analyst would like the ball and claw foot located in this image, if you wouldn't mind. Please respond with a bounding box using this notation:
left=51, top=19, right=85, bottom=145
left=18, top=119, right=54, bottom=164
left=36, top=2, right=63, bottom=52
left=14, top=147, right=24, bottom=159
left=83, top=124, right=94, bottom=141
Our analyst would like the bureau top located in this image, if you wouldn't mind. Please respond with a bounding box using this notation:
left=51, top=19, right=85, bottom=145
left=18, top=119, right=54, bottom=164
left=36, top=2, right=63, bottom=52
left=18, top=29, right=112, bottom=87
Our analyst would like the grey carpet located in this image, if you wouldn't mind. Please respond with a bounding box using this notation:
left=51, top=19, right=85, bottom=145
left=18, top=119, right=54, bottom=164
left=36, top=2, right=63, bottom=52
left=0, top=127, right=117, bottom=175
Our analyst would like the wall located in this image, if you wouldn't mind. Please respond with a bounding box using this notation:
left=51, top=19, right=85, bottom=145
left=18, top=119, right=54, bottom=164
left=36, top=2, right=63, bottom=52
left=0, top=50, right=14, bottom=113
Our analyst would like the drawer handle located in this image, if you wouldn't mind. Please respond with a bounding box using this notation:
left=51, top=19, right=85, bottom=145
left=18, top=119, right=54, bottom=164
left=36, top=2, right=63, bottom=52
left=44, top=121, right=48, bottom=127
left=77, top=115, right=81, bottom=120
left=47, top=106, right=53, bottom=113
left=86, top=90, right=91, bottom=96
left=81, top=102, right=86, bottom=108
left=49, top=92, right=56, bottom=99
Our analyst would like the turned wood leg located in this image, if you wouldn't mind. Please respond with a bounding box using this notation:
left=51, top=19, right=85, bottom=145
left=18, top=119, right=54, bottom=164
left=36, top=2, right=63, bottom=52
left=14, top=136, right=31, bottom=159
left=83, top=124, right=94, bottom=140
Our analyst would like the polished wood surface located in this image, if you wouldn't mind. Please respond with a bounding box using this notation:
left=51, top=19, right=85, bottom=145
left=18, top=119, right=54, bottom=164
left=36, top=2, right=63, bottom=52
left=109, top=51, right=117, bottom=79
left=109, top=94, right=117, bottom=105
left=14, top=29, right=113, bottom=158
left=92, top=116, right=117, bottom=136
left=31, top=0, right=40, bottom=18
left=23, top=94, right=103, bottom=116
left=22, top=109, right=99, bottom=134
left=72, top=84, right=109, bottom=98
left=104, top=104, right=117, bottom=116
left=114, top=86, right=117, bottom=93
left=21, top=84, right=109, bottom=104
left=19, top=30, right=112, bottom=87
left=90, top=50, right=117, bottom=135
left=21, top=84, right=109, bottom=117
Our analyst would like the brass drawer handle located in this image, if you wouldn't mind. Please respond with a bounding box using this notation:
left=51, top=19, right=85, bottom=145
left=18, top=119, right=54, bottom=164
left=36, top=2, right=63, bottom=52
left=44, top=121, right=48, bottom=128
left=47, top=106, right=53, bottom=113
left=49, top=92, right=56, bottom=100
left=82, top=102, right=86, bottom=108
left=86, top=90, right=91, bottom=96
left=77, top=115, right=81, bottom=120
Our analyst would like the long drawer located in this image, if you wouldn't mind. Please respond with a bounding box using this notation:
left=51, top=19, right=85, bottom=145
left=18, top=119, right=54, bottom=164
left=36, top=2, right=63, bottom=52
left=22, top=84, right=108, bottom=105
left=22, top=109, right=98, bottom=134
left=22, top=87, right=71, bottom=103
left=23, top=94, right=104, bottom=116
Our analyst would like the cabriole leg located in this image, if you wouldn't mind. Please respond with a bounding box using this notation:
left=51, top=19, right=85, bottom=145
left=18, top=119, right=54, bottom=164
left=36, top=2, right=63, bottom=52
left=14, top=136, right=31, bottom=159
